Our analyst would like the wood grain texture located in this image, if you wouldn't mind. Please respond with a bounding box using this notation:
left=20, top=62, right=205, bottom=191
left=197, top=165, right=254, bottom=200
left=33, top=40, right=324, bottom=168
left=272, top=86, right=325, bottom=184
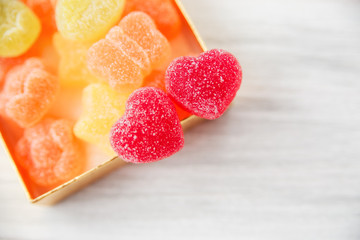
left=1, top=0, right=360, bottom=239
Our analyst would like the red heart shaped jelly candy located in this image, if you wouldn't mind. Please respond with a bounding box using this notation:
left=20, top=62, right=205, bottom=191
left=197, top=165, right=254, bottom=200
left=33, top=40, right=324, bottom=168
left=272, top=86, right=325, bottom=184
left=165, top=49, right=242, bottom=120
left=110, top=87, right=184, bottom=163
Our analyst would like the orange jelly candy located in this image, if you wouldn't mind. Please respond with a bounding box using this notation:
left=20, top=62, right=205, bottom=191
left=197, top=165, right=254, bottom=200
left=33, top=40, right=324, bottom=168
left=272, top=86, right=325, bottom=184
left=16, top=118, right=84, bottom=187
left=124, top=0, right=181, bottom=39
left=0, top=58, right=58, bottom=128
left=88, top=34, right=144, bottom=95
left=118, top=12, right=171, bottom=69
left=87, top=12, right=171, bottom=94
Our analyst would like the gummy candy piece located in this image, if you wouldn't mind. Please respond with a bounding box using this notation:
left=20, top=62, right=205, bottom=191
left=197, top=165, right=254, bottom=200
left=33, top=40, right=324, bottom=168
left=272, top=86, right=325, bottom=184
left=165, top=49, right=242, bottom=120
left=22, top=0, right=57, bottom=33
left=55, top=0, right=126, bottom=43
left=124, top=0, right=181, bottom=39
left=87, top=37, right=144, bottom=95
left=110, top=87, right=184, bottom=163
left=119, top=12, right=171, bottom=69
left=106, top=26, right=151, bottom=76
left=0, top=0, right=41, bottom=57
left=0, top=58, right=58, bottom=127
left=74, top=83, right=127, bottom=155
left=87, top=12, right=170, bottom=94
left=142, top=70, right=191, bottom=121
left=16, top=118, right=83, bottom=187
left=53, top=33, right=100, bottom=87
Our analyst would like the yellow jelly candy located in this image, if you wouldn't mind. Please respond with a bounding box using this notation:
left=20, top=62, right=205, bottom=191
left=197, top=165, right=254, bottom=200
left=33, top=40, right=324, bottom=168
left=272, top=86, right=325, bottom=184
left=74, top=83, right=127, bottom=155
left=0, top=0, right=41, bottom=57
left=55, top=0, right=126, bottom=43
left=53, top=33, right=100, bottom=87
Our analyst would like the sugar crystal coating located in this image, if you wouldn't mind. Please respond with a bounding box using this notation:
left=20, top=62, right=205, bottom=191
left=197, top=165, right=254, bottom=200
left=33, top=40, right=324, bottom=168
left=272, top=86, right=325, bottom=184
left=87, top=12, right=171, bottom=94
left=74, top=83, right=127, bottom=155
left=106, top=26, right=151, bottom=76
left=0, top=58, right=59, bottom=127
left=55, top=0, right=126, bottom=43
left=16, top=118, right=84, bottom=187
left=87, top=37, right=144, bottom=95
left=110, top=87, right=184, bottom=163
left=124, top=0, right=181, bottom=39
left=119, top=12, right=171, bottom=69
left=0, top=0, right=41, bottom=57
left=165, top=49, right=242, bottom=120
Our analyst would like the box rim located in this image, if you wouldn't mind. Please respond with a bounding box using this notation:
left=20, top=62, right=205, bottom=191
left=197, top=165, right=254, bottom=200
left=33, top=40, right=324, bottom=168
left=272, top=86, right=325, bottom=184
left=1, top=0, right=208, bottom=204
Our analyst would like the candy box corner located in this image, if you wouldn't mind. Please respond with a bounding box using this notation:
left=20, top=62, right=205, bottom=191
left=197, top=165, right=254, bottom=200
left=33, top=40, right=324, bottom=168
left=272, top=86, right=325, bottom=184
left=0, top=0, right=207, bottom=205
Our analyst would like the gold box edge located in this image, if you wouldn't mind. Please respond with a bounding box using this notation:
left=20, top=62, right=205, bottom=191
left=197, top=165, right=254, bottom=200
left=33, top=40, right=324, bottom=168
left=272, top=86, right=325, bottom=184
left=1, top=0, right=208, bottom=205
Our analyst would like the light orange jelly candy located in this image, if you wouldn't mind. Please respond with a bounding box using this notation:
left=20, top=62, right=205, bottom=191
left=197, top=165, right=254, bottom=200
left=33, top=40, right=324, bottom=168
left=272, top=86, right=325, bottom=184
left=16, top=118, right=83, bottom=187
left=124, top=0, right=181, bottom=39
left=0, top=58, right=58, bottom=128
left=119, top=12, right=171, bottom=69
left=87, top=12, right=171, bottom=95
left=88, top=36, right=144, bottom=95
left=106, top=27, right=152, bottom=76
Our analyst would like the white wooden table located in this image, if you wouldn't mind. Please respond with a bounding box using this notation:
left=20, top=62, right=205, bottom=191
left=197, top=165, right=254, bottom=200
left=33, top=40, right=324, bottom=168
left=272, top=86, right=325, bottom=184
left=1, top=0, right=360, bottom=239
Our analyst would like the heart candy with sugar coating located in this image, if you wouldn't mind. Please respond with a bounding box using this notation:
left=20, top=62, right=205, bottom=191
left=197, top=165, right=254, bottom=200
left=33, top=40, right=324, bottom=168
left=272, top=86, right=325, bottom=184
left=165, top=49, right=242, bottom=120
left=110, top=87, right=184, bottom=163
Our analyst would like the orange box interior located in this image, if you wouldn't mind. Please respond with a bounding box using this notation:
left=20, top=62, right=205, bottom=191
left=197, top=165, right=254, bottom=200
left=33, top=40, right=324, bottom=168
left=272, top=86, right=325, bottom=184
left=0, top=0, right=206, bottom=204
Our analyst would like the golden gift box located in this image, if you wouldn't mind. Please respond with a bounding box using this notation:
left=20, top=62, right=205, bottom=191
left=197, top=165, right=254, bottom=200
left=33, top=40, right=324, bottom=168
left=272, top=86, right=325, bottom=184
left=0, top=0, right=206, bottom=205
